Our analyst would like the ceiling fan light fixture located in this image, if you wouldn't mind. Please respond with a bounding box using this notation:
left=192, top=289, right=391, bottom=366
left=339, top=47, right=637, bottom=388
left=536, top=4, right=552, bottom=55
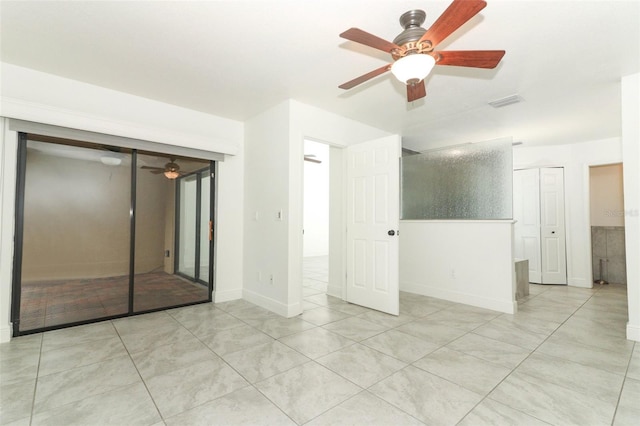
left=391, top=54, right=435, bottom=85
left=163, top=161, right=180, bottom=179
left=100, top=155, right=122, bottom=166
left=164, top=170, right=180, bottom=179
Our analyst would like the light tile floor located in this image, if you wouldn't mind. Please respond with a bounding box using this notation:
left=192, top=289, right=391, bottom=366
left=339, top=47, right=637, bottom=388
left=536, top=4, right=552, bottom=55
left=302, top=256, right=328, bottom=300
left=1, top=282, right=638, bottom=425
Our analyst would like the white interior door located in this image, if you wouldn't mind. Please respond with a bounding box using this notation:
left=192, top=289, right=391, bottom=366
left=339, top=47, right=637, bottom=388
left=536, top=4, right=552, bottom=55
left=346, top=135, right=400, bottom=315
left=513, top=169, right=543, bottom=283
left=540, top=167, right=567, bottom=284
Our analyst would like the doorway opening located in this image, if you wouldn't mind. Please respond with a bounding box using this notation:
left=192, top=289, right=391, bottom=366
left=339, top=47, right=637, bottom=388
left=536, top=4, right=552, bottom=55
left=589, top=163, right=627, bottom=286
left=302, top=140, right=329, bottom=307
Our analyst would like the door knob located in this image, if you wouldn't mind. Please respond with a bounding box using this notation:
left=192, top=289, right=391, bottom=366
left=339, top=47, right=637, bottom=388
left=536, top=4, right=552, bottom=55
left=388, top=230, right=395, bottom=236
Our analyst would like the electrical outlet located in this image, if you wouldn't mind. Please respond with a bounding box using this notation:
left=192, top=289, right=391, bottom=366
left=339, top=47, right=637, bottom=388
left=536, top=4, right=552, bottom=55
left=269, top=274, right=274, bottom=285
left=164, top=250, right=170, bottom=258
left=277, top=210, right=283, bottom=221
left=450, top=269, right=457, bottom=279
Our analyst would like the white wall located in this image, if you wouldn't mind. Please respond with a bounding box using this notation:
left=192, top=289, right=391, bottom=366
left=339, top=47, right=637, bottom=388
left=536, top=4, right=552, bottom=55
left=242, top=99, right=391, bottom=317
left=214, top=146, right=245, bottom=302
left=303, top=140, right=329, bottom=257
left=0, top=64, right=245, bottom=342
left=1, top=63, right=240, bottom=155
left=513, top=137, right=623, bottom=289
left=590, top=164, right=625, bottom=227
left=621, top=72, right=640, bottom=342
left=400, top=220, right=516, bottom=314
left=242, top=101, right=291, bottom=314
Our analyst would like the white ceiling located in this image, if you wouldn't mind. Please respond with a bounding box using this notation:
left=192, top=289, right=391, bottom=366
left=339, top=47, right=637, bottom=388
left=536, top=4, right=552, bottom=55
left=1, top=0, right=638, bottom=151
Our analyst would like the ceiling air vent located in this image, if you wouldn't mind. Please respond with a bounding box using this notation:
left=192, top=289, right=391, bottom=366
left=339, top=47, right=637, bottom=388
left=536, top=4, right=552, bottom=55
left=488, top=94, right=523, bottom=108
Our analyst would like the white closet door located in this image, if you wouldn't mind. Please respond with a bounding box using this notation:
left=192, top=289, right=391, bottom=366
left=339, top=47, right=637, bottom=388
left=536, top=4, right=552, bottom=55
left=514, top=169, right=542, bottom=283
left=540, top=167, right=567, bottom=284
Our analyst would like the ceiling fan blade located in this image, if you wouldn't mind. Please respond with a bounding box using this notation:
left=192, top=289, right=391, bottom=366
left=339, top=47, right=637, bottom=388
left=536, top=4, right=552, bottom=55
left=141, top=166, right=164, bottom=171
left=419, top=0, right=487, bottom=48
left=339, top=64, right=392, bottom=90
left=436, top=50, right=505, bottom=68
left=304, top=157, right=322, bottom=164
left=340, top=28, right=401, bottom=53
left=407, top=81, right=427, bottom=102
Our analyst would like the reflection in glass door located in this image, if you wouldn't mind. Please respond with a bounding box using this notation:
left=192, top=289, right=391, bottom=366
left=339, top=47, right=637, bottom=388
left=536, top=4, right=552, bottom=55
left=16, top=136, right=132, bottom=331
left=176, top=168, right=212, bottom=284
left=133, top=155, right=211, bottom=312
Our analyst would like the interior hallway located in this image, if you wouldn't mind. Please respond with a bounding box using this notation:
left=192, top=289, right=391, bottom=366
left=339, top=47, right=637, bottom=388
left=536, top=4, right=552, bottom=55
left=1, top=282, right=638, bottom=425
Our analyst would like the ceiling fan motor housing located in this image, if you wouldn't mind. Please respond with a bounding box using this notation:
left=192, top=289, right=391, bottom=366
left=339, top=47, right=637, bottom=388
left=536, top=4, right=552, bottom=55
left=165, top=162, right=180, bottom=173
left=393, top=10, right=428, bottom=47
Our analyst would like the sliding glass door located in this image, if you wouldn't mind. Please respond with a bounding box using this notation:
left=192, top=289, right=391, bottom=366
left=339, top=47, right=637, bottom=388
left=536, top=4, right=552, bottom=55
left=12, top=135, right=215, bottom=335
left=176, top=168, right=212, bottom=285
left=133, top=154, right=211, bottom=312
left=15, top=135, right=132, bottom=331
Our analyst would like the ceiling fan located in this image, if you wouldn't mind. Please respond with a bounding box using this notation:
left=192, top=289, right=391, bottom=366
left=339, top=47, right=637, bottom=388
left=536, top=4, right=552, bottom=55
left=141, top=158, right=182, bottom=179
left=304, top=154, right=322, bottom=164
left=339, top=0, right=505, bottom=102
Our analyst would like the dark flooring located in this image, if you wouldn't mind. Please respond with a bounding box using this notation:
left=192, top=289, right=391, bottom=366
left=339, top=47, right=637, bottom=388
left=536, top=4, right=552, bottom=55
left=19, top=271, right=208, bottom=331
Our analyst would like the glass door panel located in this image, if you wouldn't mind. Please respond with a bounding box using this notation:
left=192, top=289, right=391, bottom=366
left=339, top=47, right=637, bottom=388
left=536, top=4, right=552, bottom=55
left=13, top=135, right=215, bottom=335
left=18, top=137, right=132, bottom=331
left=177, top=175, right=197, bottom=278
left=176, top=166, right=212, bottom=284
left=133, top=154, right=209, bottom=312
left=199, top=173, right=211, bottom=282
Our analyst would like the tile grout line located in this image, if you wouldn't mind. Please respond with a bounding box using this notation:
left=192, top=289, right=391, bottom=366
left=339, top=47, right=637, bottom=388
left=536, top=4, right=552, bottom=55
left=110, top=318, right=165, bottom=423
left=610, top=340, right=637, bottom=425
left=457, top=283, right=621, bottom=425
left=175, top=307, right=306, bottom=425
left=8, top=278, right=631, bottom=426
left=27, top=333, right=44, bottom=426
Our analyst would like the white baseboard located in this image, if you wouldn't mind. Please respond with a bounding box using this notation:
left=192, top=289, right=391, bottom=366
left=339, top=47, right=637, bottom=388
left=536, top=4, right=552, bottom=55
left=627, top=322, right=640, bottom=342
left=0, top=324, right=12, bottom=343
left=568, top=277, right=592, bottom=288
left=401, top=281, right=516, bottom=314
left=213, top=288, right=243, bottom=303
left=242, top=289, right=302, bottom=318
left=326, top=284, right=343, bottom=299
